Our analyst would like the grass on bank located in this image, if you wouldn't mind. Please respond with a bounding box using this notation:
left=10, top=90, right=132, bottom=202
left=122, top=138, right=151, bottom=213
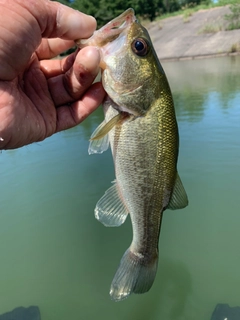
left=224, top=3, right=240, bottom=30
left=198, top=3, right=240, bottom=33
left=198, top=23, right=222, bottom=34
left=230, top=42, right=240, bottom=53
left=155, top=0, right=240, bottom=21
left=141, top=0, right=240, bottom=33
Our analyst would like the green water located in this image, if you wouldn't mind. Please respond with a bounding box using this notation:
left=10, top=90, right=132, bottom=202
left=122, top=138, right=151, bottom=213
left=0, top=55, right=240, bottom=319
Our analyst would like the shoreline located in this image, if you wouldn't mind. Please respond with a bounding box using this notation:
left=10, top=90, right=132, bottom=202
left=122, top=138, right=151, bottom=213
left=160, top=51, right=240, bottom=62
left=149, top=6, right=240, bottom=62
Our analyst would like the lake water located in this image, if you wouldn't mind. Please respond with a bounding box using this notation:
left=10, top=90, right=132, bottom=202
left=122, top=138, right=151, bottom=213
left=0, top=55, right=240, bottom=319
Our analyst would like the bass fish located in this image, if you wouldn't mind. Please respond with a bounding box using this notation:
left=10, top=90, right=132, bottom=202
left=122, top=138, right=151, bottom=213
left=77, top=8, right=188, bottom=301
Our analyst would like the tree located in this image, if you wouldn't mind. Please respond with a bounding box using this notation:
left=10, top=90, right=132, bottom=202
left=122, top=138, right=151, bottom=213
left=53, top=0, right=208, bottom=24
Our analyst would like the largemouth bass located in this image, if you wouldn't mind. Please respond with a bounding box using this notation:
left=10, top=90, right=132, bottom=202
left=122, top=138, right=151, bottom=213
left=77, top=8, right=188, bottom=301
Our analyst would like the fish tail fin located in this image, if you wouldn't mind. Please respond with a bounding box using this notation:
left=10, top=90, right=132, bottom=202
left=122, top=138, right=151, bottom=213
left=110, top=248, right=158, bottom=302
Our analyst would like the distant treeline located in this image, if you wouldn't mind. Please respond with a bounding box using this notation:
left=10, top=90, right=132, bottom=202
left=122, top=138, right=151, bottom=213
left=56, top=0, right=210, bottom=24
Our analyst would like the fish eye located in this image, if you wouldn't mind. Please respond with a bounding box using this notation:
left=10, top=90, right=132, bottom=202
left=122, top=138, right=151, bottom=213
left=131, top=38, right=149, bottom=57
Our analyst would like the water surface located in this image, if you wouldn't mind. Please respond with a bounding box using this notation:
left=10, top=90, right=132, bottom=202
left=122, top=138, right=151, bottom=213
left=0, top=55, right=240, bottom=319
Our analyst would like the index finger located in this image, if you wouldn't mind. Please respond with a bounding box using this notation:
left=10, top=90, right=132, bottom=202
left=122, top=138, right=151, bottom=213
left=36, top=38, right=76, bottom=60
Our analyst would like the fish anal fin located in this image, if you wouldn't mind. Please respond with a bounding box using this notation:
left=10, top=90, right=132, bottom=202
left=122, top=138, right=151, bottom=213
left=88, top=120, right=110, bottom=154
left=95, top=181, right=128, bottom=227
left=167, top=173, right=188, bottom=210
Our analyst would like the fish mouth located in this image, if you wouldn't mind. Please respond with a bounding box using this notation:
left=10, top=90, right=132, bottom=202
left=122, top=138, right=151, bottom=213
left=76, top=9, right=137, bottom=49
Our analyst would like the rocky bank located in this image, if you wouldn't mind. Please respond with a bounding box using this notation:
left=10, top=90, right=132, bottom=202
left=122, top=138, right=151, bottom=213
left=148, top=6, right=240, bottom=61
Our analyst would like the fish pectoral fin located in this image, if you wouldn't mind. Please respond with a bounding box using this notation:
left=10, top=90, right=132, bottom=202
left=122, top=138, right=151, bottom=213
left=91, top=113, right=123, bottom=141
left=167, top=173, right=188, bottom=210
left=88, top=113, right=124, bottom=154
left=95, top=181, right=128, bottom=227
left=88, top=120, right=110, bottom=154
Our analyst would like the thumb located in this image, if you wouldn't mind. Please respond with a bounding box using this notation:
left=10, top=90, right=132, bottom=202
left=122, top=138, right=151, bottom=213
left=32, top=0, right=97, bottom=39
left=0, top=0, right=96, bottom=80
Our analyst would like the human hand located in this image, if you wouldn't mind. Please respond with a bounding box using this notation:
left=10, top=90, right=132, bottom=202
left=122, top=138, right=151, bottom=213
left=0, top=0, right=105, bottom=149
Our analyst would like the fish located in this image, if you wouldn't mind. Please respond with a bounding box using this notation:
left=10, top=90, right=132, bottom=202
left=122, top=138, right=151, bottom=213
left=76, top=8, right=188, bottom=301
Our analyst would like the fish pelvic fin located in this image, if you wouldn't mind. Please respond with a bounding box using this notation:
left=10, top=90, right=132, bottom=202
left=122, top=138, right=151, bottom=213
left=110, top=248, right=158, bottom=302
left=95, top=181, right=128, bottom=227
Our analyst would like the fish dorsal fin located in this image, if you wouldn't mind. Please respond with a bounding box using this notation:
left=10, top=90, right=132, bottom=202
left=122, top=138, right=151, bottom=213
left=95, top=181, right=129, bottom=227
left=88, top=120, right=110, bottom=154
left=167, top=173, right=188, bottom=210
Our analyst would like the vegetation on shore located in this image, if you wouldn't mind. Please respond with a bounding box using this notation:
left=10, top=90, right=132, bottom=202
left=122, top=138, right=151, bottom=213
left=157, top=0, right=239, bottom=20
left=56, top=0, right=240, bottom=27
left=224, top=3, right=240, bottom=30
left=196, top=3, right=240, bottom=34
left=56, top=0, right=240, bottom=55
